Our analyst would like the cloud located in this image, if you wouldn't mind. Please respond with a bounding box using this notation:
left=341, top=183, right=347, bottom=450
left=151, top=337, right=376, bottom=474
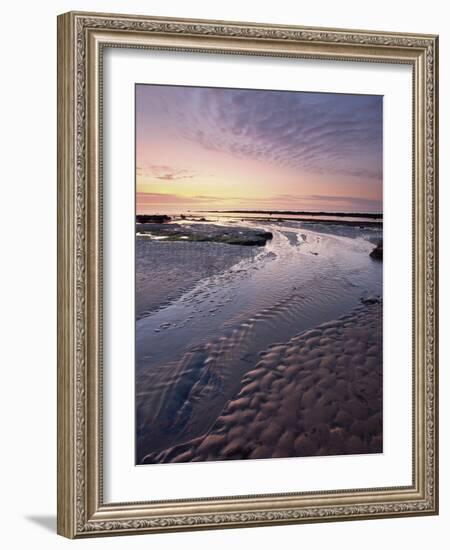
left=228, top=193, right=381, bottom=210
left=139, top=164, right=196, bottom=181
left=136, top=191, right=381, bottom=212
left=136, top=192, right=218, bottom=205
left=300, top=194, right=381, bottom=207
left=136, top=85, right=383, bottom=181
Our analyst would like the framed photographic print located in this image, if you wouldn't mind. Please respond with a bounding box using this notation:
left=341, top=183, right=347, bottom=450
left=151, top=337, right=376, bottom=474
left=57, top=11, right=439, bottom=538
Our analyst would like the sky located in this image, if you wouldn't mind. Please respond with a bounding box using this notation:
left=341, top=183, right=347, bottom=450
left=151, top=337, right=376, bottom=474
left=136, top=84, right=383, bottom=214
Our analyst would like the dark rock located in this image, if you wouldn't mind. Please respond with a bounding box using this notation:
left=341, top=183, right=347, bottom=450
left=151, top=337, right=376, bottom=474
left=370, top=241, right=383, bottom=260
left=136, top=214, right=171, bottom=224
left=136, top=223, right=273, bottom=246
left=360, top=295, right=381, bottom=305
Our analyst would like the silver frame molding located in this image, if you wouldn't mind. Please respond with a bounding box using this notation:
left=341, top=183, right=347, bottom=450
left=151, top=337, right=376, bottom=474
left=57, top=11, right=439, bottom=538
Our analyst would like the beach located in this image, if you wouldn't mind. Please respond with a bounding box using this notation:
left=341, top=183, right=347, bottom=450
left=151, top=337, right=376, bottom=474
left=135, top=215, right=383, bottom=464
left=136, top=238, right=259, bottom=320
left=141, top=300, right=382, bottom=463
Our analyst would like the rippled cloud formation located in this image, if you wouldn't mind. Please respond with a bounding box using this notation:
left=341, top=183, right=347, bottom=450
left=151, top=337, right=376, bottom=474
left=136, top=84, right=383, bottom=213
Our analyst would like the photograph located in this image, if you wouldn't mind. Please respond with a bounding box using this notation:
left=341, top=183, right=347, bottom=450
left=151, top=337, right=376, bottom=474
left=55, top=9, right=438, bottom=538
left=135, top=84, right=384, bottom=465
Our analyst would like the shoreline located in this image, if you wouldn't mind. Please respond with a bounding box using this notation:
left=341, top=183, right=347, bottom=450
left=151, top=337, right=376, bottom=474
left=198, top=209, right=382, bottom=219
left=137, top=214, right=383, bottom=228
left=237, top=217, right=382, bottom=227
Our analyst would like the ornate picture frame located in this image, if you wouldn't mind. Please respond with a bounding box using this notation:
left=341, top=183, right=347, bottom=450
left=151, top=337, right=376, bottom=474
left=57, top=11, right=438, bottom=538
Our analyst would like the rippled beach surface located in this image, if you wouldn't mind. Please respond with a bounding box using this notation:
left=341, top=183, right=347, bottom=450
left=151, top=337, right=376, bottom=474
left=135, top=218, right=382, bottom=464
left=136, top=239, right=258, bottom=320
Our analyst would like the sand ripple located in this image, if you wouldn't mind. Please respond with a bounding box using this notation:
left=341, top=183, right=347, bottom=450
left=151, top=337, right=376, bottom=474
left=141, top=300, right=382, bottom=463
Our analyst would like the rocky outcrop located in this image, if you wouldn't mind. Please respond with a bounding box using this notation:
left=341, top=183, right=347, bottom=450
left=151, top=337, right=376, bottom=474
left=370, top=241, right=383, bottom=260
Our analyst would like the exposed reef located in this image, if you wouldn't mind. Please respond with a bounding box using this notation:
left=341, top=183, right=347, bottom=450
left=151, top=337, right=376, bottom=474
left=136, top=222, right=273, bottom=246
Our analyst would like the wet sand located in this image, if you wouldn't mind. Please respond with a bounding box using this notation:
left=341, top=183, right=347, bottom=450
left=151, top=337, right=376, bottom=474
left=141, top=299, right=382, bottom=463
left=136, top=218, right=382, bottom=463
left=136, top=238, right=258, bottom=319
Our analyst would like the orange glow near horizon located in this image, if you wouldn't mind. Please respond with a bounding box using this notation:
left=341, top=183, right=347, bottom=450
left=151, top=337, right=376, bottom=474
left=136, top=84, right=383, bottom=214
